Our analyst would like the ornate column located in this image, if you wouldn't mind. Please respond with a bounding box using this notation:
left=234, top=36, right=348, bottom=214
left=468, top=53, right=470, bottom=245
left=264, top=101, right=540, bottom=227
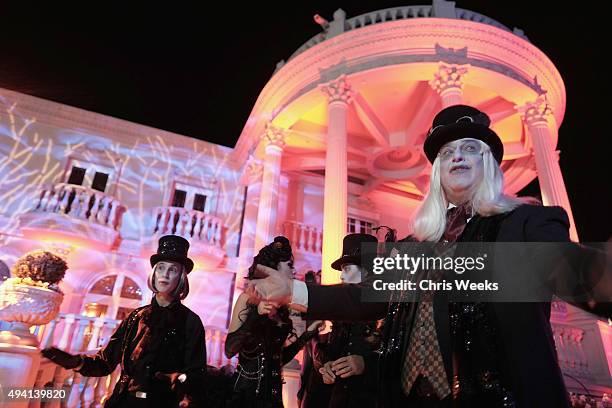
left=319, top=75, right=354, bottom=284
left=233, top=157, right=263, bottom=302
left=253, top=124, right=286, bottom=251
left=518, top=95, right=579, bottom=241
left=429, top=62, right=469, bottom=107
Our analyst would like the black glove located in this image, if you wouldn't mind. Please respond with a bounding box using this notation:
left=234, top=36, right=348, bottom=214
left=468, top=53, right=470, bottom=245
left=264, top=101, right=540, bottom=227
left=41, top=347, right=82, bottom=369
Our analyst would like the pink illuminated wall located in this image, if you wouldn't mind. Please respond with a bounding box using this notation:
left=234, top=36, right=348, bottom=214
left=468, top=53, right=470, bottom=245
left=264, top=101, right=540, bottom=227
left=0, top=88, right=245, bottom=329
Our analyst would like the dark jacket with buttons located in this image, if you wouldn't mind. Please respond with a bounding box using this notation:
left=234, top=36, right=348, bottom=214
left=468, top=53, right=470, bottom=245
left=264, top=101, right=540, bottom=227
left=317, top=320, right=381, bottom=408
left=78, top=298, right=207, bottom=407
left=305, top=205, right=607, bottom=408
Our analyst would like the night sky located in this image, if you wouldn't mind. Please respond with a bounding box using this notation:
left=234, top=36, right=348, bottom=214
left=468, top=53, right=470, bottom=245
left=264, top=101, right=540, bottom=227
left=1, top=2, right=609, bottom=241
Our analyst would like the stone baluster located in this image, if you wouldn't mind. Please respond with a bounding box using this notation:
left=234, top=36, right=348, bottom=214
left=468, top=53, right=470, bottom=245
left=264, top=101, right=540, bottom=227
left=68, top=189, right=81, bottom=217
left=152, top=207, right=163, bottom=234
left=96, top=195, right=110, bottom=224
left=40, top=317, right=59, bottom=349
left=201, top=215, right=211, bottom=243
left=299, top=224, right=307, bottom=251
left=47, top=185, right=61, bottom=212
left=77, top=189, right=90, bottom=219
left=66, top=371, right=84, bottom=407
left=57, top=314, right=76, bottom=350
left=177, top=208, right=186, bottom=236
left=554, top=327, right=569, bottom=371
left=69, top=318, right=90, bottom=353
left=59, top=185, right=71, bottom=214
left=107, top=200, right=119, bottom=229
left=81, top=375, right=96, bottom=407
left=165, top=207, right=176, bottom=234
left=88, top=192, right=101, bottom=222
left=570, top=328, right=588, bottom=375
left=87, top=317, right=106, bottom=350
left=193, top=212, right=204, bottom=240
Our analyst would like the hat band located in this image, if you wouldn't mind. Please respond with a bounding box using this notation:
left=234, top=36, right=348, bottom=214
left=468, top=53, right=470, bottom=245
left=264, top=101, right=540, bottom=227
left=428, top=115, right=475, bottom=136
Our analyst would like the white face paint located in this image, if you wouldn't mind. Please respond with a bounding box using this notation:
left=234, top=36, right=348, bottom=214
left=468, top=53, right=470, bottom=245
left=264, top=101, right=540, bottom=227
left=153, top=261, right=182, bottom=295
left=340, top=264, right=363, bottom=284
left=438, top=138, right=485, bottom=204
left=277, top=260, right=295, bottom=280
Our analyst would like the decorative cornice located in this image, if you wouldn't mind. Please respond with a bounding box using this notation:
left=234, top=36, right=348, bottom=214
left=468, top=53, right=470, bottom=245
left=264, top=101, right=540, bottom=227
left=233, top=18, right=566, bottom=163
left=429, top=62, right=469, bottom=95
left=517, top=94, right=553, bottom=127
left=319, top=75, right=355, bottom=104
left=263, top=123, right=287, bottom=150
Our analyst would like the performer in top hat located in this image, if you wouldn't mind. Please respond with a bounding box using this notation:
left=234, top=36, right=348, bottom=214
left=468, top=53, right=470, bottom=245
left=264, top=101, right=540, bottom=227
left=251, top=105, right=609, bottom=408
left=42, top=235, right=207, bottom=408
left=315, top=233, right=382, bottom=408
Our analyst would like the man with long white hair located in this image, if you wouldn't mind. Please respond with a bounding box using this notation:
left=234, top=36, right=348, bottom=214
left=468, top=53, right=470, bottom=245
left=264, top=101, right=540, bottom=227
left=251, top=105, right=609, bottom=408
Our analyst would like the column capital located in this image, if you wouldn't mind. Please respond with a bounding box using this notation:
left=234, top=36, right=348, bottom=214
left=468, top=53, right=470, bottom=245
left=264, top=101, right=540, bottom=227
left=320, top=75, right=354, bottom=104
left=429, top=62, right=469, bottom=95
left=263, top=123, right=287, bottom=151
left=517, top=94, right=553, bottom=127
left=240, top=155, right=263, bottom=186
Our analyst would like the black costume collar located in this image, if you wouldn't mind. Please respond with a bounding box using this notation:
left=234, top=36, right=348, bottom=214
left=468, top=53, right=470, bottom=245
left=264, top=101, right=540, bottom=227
left=151, top=296, right=181, bottom=310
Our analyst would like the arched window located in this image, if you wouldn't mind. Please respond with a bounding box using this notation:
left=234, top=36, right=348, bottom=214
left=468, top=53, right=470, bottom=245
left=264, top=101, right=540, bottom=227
left=82, top=273, right=145, bottom=321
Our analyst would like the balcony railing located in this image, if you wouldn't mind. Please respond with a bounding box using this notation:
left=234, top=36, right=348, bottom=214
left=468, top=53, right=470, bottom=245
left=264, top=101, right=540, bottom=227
left=34, top=313, right=235, bottom=368
left=147, top=207, right=225, bottom=269
left=28, top=313, right=237, bottom=408
left=20, top=311, right=612, bottom=407
left=17, top=183, right=126, bottom=250
left=287, top=5, right=527, bottom=61
left=282, top=221, right=322, bottom=254
left=152, top=207, right=222, bottom=247
left=32, top=183, right=125, bottom=230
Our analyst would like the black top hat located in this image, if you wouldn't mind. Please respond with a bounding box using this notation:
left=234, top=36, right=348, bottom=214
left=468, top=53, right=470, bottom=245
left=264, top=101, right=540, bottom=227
left=331, top=233, right=378, bottom=271
left=423, top=105, right=504, bottom=164
left=150, top=235, right=194, bottom=273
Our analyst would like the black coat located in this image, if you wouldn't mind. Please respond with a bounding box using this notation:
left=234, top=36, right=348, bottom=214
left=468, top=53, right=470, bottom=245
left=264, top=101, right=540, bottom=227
left=318, top=321, right=380, bottom=408
left=298, top=335, right=331, bottom=408
left=78, top=298, right=207, bottom=407
left=305, top=205, right=605, bottom=408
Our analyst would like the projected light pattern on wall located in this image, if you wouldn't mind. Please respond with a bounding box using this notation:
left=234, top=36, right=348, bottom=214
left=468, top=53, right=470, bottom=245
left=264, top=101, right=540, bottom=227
left=0, top=90, right=245, bottom=330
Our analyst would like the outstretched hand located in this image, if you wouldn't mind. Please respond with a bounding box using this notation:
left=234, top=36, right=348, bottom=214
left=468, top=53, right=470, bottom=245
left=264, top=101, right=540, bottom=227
left=252, top=264, right=293, bottom=305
